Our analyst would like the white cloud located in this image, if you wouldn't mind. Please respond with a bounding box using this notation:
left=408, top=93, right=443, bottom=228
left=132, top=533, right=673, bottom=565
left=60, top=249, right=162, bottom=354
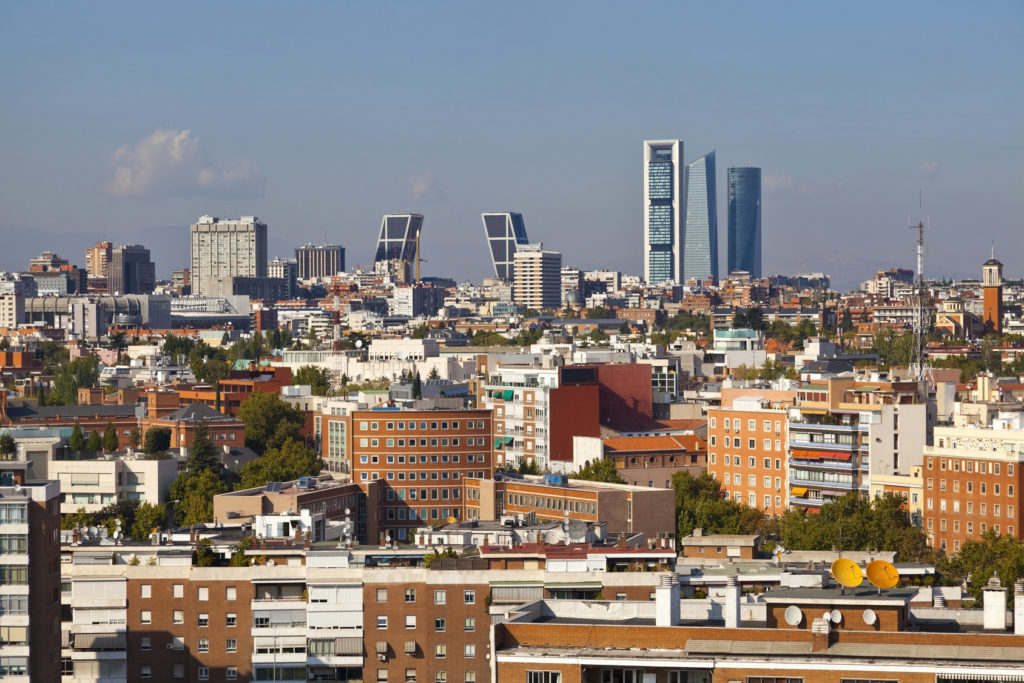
left=109, top=129, right=265, bottom=200
left=409, top=172, right=444, bottom=202
left=920, top=160, right=939, bottom=175
left=763, top=173, right=796, bottom=190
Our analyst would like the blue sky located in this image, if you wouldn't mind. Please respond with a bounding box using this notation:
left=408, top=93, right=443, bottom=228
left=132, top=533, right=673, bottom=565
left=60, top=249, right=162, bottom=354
left=1, top=2, right=1021, bottom=290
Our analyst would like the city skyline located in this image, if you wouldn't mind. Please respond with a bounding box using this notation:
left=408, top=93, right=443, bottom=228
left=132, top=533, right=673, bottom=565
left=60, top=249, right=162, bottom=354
left=1, top=3, right=1021, bottom=290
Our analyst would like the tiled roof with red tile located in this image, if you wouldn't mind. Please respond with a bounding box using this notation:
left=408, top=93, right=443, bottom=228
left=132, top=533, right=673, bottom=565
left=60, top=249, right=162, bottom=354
left=603, top=434, right=706, bottom=453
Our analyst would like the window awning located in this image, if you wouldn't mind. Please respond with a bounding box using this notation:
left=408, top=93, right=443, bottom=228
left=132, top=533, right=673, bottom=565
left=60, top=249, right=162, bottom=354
left=791, top=487, right=808, bottom=496
left=792, top=449, right=852, bottom=460
left=405, top=640, right=417, bottom=654
left=494, top=438, right=504, bottom=448
left=502, top=390, right=514, bottom=400
left=504, top=436, right=514, bottom=445
left=492, top=390, right=502, bottom=398
left=75, top=632, right=126, bottom=650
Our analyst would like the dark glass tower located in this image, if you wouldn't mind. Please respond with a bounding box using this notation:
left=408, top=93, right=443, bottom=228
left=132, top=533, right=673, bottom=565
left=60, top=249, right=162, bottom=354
left=727, top=167, right=762, bottom=277
left=482, top=212, right=529, bottom=281
left=684, top=151, right=718, bottom=284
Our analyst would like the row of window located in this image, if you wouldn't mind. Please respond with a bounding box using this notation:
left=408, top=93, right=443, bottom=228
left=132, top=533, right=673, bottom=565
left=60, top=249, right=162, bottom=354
left=929, top=458, right=1014, bottom=475
left=377, top=588, right=476, bottom=604
left=507, top=493, right=596, bottom=515
left=359, top=437, right=488, bottom=449
left=710, top=454, right=784, bottom=469
left=929, top=498, right=1015, bottom=518
left=710, top=436, right=784, bottom=452
left=363, top=471, right=488, bottom=483
left=140, top=664, right=235, bottom=680
left=717, top=488, right=784, bottom=509
left=139, top=611, right=236, bottom=627
left=359, top=420, right=486, bottom=432
left=140, top=636, right=236, bottom=653
left=139, top=584, right=237, bottom=600
left=361, top=454, right=487, bottom=465
left=723, top=474, right=783, bottom=490
left=711, top=417, right=782, bottom=434
left=929, top=517, right=1015, bottom=537
left=927, top=478, right=1014, bottom=496
left=377, top=670, right=477, bottom=683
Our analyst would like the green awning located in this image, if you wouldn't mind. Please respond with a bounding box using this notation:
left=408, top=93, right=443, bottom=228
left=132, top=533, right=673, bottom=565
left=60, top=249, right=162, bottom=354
left=504, top=436, right=514, bottom=445
left=494, top=438, right=504, bottom=448
left=492, top=390, right=503, bottom=398
left=502, top=390, right=514, bottom=400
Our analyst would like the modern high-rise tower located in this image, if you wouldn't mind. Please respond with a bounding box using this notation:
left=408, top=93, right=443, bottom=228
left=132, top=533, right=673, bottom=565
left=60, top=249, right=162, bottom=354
left=374, top=214, right=423, bottom=282
left=190, top=216, right=268, bottom=297
left=295, top=243, right=345, bottom=280
left=107, top=243, right=156, bottom=295
left=683, top=151, right=718, bottom=284
left=481, top=212, right=529, bottom=281
left=513, top=244, right=562, bottom=311
left=643, top=140, right=685, bottom=284
left=727, top=167, right=762, bottom=277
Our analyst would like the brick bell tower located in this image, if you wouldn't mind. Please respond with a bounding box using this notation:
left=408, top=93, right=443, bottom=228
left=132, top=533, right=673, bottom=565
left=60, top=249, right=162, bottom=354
left=982, top=251, right=1003, bottom=335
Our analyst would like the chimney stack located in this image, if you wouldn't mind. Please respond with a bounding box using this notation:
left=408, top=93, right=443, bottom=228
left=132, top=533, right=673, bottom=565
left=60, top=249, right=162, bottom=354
left=1014, top=580, right=1024, bottom=635
left=983, top=573, right=1007, bottom=631
left=655, top=574, right=680, bottom=626
left=724, top=575, right=741, bottom=629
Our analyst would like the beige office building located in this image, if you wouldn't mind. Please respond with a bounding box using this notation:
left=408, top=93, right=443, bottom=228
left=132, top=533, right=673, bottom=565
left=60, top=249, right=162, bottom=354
left=189, top=216, right=267, bottom=296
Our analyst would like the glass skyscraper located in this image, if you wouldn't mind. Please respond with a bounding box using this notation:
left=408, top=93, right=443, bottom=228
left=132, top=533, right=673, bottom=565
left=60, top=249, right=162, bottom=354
left=643, top=140, right=684, bottom=284
left=683, top=151, right=718, bottom=284
left=727, top=167, right=762, bottom=277
left=482, top=212, right=529, bottom=281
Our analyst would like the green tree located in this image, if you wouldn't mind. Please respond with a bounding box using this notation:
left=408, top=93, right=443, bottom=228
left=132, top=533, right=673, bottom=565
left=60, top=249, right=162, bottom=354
left=69, top=421, right=85, bottom=452
left=186, top=419, right=220, bottom=475
left=411, top=323, right=430, bottom=339
left=37, top=340, right=69, bottom=372
left=130, top=502, right=167, bottom=541
left=586, top=306, right=613, bottom=320
left=143, top=427, right=172, bottom=455
left=236, top=391, right=306, bottom=454
left=0, top=434, right=15, bottom=461
left=938, top=532, right=1024, bottom=605
left=427, top=366, right=440, bottom=380
left=107, top=331, right=128, bottom=361
left=670, top=471, right=768, bottom=541
left=86, top=430, right=102, bottom=454
left=574, top=458, right=625, bottom=484
left=294, top=365, right=331, bottom=396
left=0, top=337, right=9, bottom=351
left=228, top=536, right=254, bottom=566
left=128, top=425, right=141, bottom=450
left=162, top=333, right=195, bottom=361
left=412, top=372, right=422, bottom=399
left=170, top=469, right=228, bottom=527
left=194, top=538, right=216, bottom=566
left=48, top=355, right=100, bottom=405
left=101, top=421, right=120, bottom=452
left=237, top=438, right=322, bottom=490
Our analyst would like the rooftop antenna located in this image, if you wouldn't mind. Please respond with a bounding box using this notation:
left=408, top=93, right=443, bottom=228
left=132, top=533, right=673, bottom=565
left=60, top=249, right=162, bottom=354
left=909, top=190, right=926, bottom=382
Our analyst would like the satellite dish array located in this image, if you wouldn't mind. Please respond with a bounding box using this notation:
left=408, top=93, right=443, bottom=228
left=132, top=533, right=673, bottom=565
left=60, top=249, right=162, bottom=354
left=784, top=558, right=901, bottom=629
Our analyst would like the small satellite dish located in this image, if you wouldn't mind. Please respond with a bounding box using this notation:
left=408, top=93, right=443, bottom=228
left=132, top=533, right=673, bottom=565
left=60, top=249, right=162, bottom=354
left=863, top=608, right=877, bottom=626
left=830, top=609, right=842, bottom=624
left=866, top=560, right=900, bottom=590
left=447, top=516, right=456, bottom=524
left=784, top=605, right=802, bottom=626
left=88, top=527, right=99, bottom=538
left=355, top=340, right=363, bottom=348
left=831, top=558, right=864, bottom=588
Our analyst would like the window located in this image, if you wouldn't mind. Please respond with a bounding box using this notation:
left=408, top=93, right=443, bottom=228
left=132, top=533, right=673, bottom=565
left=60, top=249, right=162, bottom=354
left=227, top=667, right=238, bottom=681
left=406, top=668, right=417, bottom=682
left=173, top=610, right=184, bottom=624
left=140, top=584, right=151, bottom=599
left=226, top=613, right=237, bottom=627
left=173, top=664, right=184, bottom=679
left=226, top=638, right=237, bottom=653
left=406, top=615, right=417, bottom=629
left=173, top=583, right=184, bottom=598
left=198, top=639, right=209, bottom=653
left=198, top=667, right=209, bottom=681
left=435, top=643, right=447, bottom=658
left=463, top=590, right=476, bottom=604
left=435, top=617, right=446, bottom=631
left=435, top=674, right=447, bottom=683
left=141, top=665, right=152, bottom=679
left=464, top=617, right=476, bottom=632
left=198, top=613, right=209, bottom=627
left=197, top=586, right=209, bottom=601
left=465, top=673, right=476, bottom=683
left=377, top=588, right=388, bottom=602
left=405, top=588, right=416, bottom=602
left=527, top=673, right=562, bottom=683
left=377, top=616, right=388, bottom=629
left=226, top=586, right=237, bottom=601
left=140, top=637, right=151, bottom=651
left=140, top=610, right=151, bottom=624
left=464, top=644, right=476, bottom=658
left=434, top=590, right=447, bottom=605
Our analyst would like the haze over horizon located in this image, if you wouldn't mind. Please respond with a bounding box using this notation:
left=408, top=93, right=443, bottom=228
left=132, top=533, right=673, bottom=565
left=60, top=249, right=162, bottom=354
left=1, top=2, right=1021, bottom=292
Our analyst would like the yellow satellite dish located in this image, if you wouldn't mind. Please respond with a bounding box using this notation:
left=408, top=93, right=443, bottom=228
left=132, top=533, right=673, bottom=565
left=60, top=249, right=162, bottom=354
left=865, top=560, right=900, bottom=589
left=447, top=516, right=456, bottom=524
left=831, top=558, right=863, bottom=588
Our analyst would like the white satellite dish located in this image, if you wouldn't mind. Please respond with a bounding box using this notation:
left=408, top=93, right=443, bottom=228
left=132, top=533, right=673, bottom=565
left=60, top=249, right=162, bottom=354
left=355, top=340, right=363, bottom=348
left=784, top=605, right=802, bottom=626
left=863, top=609, right=877, bottom=626
left=830, top=609, right=842, bottom=624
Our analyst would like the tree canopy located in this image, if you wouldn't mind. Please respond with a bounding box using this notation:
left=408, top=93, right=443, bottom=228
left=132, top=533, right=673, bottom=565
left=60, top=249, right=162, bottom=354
left=938, top=532, right=1024, bottom=604
left=186, top=418, right=220, bottom=474
left=86, top=430, right=102, bottom=454
left=294, top=365, right=331, bottom=395
left=170, top=469, right=228, bottom=527
left=573, top=458, right=625, bottom=484
left=236, top=391, right=306, bottom=454
left=143, top=427, right=172, bottom=455
left=0, top=434, right=15, bottom=460
left=237, top=438, right=322, bottom=490
left=671, top=471, right=768, bottom=541
left=69, top=421, right=85, bottom=452
left=101, top=421, right=119, bottom=452
left=48, top=355, right=100, bottom=405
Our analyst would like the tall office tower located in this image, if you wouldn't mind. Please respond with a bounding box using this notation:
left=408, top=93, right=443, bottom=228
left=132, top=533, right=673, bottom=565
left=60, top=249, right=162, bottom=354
left=482, top=212, right=529, bottom=281
left=374, top=214, right=424, bottom=283
left=643, top=140, right=685, bottom=284
left=513, top=244, right=562, bottom=310
left=85, top=241, right=112, bottom=277
left=107, top=243, right=156, bottom=295
left=190, top=215, right=268, bottom=297
left=295, top=243, right=345, bottom=280
left=268, top=257, right=299, bottom=299
left=684, top=151, right=719, bottom=284
left=727, top=167, right=762, bottom=277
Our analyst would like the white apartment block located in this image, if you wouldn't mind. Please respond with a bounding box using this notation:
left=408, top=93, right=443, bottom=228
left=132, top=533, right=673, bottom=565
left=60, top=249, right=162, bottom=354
left=0, top=293, right=24, bottom=329
left=512, top=244, right=562, bottom=311
left=190, top=216, right=268, bottom=297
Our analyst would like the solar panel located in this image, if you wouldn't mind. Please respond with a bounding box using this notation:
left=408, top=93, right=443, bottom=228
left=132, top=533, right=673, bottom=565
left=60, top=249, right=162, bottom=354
left=266, top=482, right=281, bottom=493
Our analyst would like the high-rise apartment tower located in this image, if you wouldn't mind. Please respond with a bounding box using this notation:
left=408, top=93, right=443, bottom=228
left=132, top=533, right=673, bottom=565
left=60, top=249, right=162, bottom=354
left=727, top=167, right=762, bottom=277
left=295, top=243, right=345, bottom=280
left=481, top=212, right=529, bottom=281
left=189, top=216, right=268, bottom=297
left=643, top=140, right=685, bottom=284
left=513, top=244, right=562, bottom=311
left=684, top=151, right=719, bottom=284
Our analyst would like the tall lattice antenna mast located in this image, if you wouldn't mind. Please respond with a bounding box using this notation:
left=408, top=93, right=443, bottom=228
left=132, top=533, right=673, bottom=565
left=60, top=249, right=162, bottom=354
left=909, top=190, right=925, bottom=381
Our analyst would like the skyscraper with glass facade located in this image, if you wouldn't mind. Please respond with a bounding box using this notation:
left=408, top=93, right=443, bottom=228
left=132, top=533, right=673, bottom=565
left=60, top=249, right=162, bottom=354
left=727, top=167, right=762, bottom=277
left=481, top=212, right=529, bottom=281
left=683, top=151, right=718, bottom=284
left=374, top=214, right=423, bottom=282
left=643, top=140, right=684, bottom=284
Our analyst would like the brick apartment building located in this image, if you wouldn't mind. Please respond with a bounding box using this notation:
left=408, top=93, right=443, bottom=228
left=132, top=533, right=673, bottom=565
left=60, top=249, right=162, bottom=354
left=708, top=400, right=790, bottom=517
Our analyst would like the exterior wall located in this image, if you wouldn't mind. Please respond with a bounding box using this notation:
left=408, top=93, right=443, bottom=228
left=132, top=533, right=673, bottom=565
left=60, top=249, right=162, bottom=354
left=708, top=406, right=789, bottom=516
left=593, top=363, right=653, bottom=430
left=27, top=483, right=61, bottom=682
left=349, top=410, right=493, bottom=542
